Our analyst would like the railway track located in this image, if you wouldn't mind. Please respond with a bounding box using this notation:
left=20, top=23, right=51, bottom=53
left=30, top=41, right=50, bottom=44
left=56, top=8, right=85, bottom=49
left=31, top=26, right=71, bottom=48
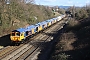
left=18, top=21, right=66, bottom=60
left=0, top=18, right=68, bottom=60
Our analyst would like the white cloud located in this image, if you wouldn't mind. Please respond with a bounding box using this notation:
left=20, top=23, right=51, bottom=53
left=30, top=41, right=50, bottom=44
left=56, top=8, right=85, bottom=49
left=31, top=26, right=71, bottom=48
left=44, top=0, right=57, bottom=2
left=76, top=2, right=79, bottom=4
left=66, top=0, right=74, bottom=6
left=86, top=0, right=90, bottom=4
left=67, top=0, right=73, bottom=4
left=78, top=4, right=83, bottom=7
left=35, top=0, right=85, bottom=7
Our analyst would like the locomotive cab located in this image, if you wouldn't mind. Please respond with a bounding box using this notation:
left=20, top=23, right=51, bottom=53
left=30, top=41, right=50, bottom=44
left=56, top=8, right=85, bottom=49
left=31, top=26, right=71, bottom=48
left=10, top=28, right=25, bottom=42
left=10, top=32, right=25, bottom=42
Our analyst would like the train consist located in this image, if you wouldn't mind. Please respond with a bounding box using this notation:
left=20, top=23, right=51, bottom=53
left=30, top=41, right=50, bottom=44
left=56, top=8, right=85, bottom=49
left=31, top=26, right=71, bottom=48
left=10, top=15, right=66, bottom=43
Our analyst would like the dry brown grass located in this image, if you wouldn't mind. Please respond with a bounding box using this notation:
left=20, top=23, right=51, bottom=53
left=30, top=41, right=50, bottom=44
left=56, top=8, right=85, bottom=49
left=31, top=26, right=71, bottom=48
left=68, top=18, right=80, bottom=27
left=50, top=32, right=77, bottom=60
left=55, top=32, right=76, bottom=54
left=50, top=17, right=90, bottom=60
left=59, top=32, right=76, bottom=51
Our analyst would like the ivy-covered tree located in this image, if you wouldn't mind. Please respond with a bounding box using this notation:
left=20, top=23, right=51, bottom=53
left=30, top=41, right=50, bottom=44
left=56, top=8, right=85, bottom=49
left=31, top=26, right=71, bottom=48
left=75, top=8, right=88, bottom=20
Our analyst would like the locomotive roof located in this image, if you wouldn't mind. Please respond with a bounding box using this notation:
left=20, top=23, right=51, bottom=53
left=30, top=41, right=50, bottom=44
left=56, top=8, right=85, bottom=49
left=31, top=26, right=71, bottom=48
left=49, top=19, right=54, bottom=21
left=39, top=21, right=47, bottom=25
left=41, top=21, right=47, bottom=24
left=34, top=23, right=40, bottom=27
left=13, top=28, right=26, bottom=33
left=25, top=25, right=35, bottom=31
left=27, top=25, right=35, bottom=29
left=45, top=19, right=52, bottom=22
left=53, top=18, right=57, bottom=20
left=34, top=22, right=43, bottom=26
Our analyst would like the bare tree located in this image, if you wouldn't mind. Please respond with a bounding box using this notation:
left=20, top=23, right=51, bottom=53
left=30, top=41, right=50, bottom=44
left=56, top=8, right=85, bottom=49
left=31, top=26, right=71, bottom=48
left=25, top=0, right=35, bottom=4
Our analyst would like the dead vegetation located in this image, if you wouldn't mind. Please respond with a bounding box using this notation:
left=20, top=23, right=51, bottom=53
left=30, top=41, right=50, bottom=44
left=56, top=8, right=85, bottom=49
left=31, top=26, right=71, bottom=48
left=50, top=17, right=90, bottom=60
left=58, top=32, right=76, bottom=51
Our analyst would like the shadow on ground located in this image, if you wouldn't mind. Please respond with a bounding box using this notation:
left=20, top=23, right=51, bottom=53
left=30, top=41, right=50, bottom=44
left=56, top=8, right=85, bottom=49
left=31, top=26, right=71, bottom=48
left=36, top=24, right=67, bottom=60
left=0, top=34, right=11, bottom=47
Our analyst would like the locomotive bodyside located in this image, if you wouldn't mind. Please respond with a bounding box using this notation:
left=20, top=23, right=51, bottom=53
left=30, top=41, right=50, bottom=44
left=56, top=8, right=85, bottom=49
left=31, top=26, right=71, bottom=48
left=45, top=20, right=52, bottom=27
left=40, top=21, right=47, bottom=29
left=25, top=25, right=36, bottom=37
left=50, top=19, right=55, bottom=24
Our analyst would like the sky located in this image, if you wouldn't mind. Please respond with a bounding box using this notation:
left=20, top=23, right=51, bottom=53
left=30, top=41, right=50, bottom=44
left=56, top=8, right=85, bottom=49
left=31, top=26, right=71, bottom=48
left=35, top=0, right=90, bottom=7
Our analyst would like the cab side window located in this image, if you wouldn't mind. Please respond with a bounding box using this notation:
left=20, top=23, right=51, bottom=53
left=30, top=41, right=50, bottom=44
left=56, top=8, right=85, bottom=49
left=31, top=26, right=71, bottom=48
left=21, top=33, right=23, bottom=36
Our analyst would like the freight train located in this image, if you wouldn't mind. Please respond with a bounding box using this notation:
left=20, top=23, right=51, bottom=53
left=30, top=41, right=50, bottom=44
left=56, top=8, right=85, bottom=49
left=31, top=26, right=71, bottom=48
left=10, top=15, right=66, bottom=43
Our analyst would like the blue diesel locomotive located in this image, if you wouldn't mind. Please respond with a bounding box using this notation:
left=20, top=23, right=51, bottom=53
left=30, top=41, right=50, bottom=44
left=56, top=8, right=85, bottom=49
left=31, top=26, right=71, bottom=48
left=10, top=15, right=65, bottom=42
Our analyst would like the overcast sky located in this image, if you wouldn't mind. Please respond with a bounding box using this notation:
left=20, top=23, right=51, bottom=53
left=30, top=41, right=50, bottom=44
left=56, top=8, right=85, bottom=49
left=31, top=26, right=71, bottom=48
left=35, top=0, right=90, bottom=7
